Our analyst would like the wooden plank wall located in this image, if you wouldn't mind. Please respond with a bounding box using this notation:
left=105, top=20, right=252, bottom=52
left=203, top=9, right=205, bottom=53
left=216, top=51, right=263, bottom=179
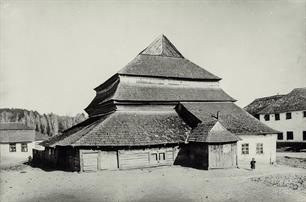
left=118, top=147, right=177, bottom=169
left=208, top=143, right=237, bottom=169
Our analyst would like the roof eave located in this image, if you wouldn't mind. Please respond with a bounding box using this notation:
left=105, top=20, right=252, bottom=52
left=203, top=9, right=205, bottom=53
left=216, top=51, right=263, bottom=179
left=117, top=73, right=222, bottom=82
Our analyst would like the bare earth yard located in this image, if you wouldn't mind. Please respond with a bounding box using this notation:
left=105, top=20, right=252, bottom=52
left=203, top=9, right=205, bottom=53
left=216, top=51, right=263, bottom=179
left=0, top=160, right=305, bottom=202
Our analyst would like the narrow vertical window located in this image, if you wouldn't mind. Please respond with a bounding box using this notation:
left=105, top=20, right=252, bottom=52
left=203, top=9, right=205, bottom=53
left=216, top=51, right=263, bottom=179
left=275, top=113, right=280, bottom=121
left=256, top=143, right=263, bottom=154
left=9, top=143, right=16, bottom=152
left=287, top=131, right=294, bottom=140
left=21, top=143, right=28, bottom=152
left=303, top=111, right=306, bottom=118
left=303, top=131, right=306, bottom=141
left=264, top=114, right=270, bottom=121
left=277, top=133, right=283, bottom=140
left=151, top=153, right=158, bottom=161
left=159, top=153, right=166, bottom=161
left=241, top=143, right=249, bottom=155
left=286, top=112, right=292, bottom=120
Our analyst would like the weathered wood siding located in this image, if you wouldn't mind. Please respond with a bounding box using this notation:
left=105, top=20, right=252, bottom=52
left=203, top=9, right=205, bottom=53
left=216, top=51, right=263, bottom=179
left=208, top=143, right=237, bottom=169
left=118, top=147, right=178, bottom=169
left=80, top=150, right=98, bottom=172
left=100, top=151, right=118, bottom=170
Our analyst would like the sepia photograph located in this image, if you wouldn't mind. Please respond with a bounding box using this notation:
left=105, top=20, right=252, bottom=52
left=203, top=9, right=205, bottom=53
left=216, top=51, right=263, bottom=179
left=0, top=0, right=305, bottom=202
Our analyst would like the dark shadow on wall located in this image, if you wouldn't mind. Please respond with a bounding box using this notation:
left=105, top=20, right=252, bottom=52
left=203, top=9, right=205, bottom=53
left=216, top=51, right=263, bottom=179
left=174, top=144, right=208, bottom=170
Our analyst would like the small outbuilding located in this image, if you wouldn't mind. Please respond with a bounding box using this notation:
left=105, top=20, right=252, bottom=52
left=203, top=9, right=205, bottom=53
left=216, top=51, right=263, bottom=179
left=177, top=120, right=241, bottom=169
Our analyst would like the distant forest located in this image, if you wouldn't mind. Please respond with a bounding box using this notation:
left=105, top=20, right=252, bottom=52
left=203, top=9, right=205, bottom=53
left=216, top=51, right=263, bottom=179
left=0, top=108, right=86, bottom=137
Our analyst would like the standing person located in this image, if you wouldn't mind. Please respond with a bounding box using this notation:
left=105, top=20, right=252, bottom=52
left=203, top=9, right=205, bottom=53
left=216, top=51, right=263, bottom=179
left=250, top=158, right=256, bottom=171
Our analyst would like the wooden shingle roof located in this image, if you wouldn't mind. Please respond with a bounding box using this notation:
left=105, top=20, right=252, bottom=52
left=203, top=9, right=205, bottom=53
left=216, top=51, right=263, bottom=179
left=118, top=35, right=220, bottom=81
left=87, top=84, right=234, bottom=108
left=42, top=109, right=190, bottom=147
left=244, top=95, right=284, bottom=116
left=258, top=88, right=306, bottom=114
left=189, top=120, right=241, bottom=143
left=140, top=34, right=184, bottom=58
left=181, top=102, right=279, bottom=135
left=0, top=123, right=35, bottom=143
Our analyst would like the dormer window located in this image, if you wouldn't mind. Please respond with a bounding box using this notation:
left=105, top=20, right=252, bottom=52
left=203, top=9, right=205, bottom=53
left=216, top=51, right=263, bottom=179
left=264, top=114, right=270, bottom=121
left=286, top=112, right=292, bottom=120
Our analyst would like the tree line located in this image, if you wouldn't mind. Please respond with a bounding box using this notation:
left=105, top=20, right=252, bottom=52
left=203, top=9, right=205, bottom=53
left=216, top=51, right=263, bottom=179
left=0, top=108, right=86, bottom=137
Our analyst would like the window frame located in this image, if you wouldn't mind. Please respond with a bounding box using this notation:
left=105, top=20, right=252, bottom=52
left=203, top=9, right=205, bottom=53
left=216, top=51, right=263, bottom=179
left=286, top=112, right=292, bottom=120
left=159, top=152, right=166, bottom=161
left=21, top=143, right=28, bottom=152
left=277, top=133, right=283, bottom=140
left=264, top=114, right=270, bottom=121
left=241, top=143, right=249, bottom=155
left=286, top=131, right=294, bottom=140
left=275, top=113, right=280, bottom=121
left=151, top=153, right=158, bottom=161
left=9, top=143, right=16, bottom=152
left=256, top=143, right=264, bottom=154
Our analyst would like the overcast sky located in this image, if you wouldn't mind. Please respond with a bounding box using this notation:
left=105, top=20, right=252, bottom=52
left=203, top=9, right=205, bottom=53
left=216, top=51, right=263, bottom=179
left=0, top=0, right=305, bottom=116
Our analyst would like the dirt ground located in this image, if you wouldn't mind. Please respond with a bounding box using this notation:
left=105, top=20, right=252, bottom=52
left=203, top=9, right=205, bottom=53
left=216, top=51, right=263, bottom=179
left=0, top=162, right=305, bottom=202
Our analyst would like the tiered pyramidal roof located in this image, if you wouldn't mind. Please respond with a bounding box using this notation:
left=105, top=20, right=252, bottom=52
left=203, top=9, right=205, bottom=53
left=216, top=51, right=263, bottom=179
left=85, top=35, right=231, bottom=116
left=118, top=34, right=221, bottom=81
left=43, top=35, right=278, bottom=148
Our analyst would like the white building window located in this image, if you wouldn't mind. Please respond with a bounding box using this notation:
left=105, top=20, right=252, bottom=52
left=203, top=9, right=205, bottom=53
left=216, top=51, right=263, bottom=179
left=277, top=133, right=283, bottom=140
left=264, top=114, right=270, bottom=121
left=287, top=131, right=294, bottom=140
left=21, top=143, right=28, bottom=152
left=241, top=143, right=249, bottom=155
left=275, top=113, right=280, bottom=121
left=256, top=143, right=263, bottom=154
left=9, top=143, right=16, bottom=152
left=303, top=111, right=306, bottom=118
left=286, top=112, right=292, bottom=120
left=303, top=131, right=306, bottom=141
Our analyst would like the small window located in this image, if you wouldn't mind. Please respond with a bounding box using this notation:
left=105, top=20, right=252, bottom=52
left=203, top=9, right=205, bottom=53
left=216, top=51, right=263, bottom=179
left=151, top=153, right=158, bottom=161
left=254, top=114, right=260, bottom=120
left=286, top=113, right=292, bottom=120
left=264, top=114, right=270, bottom=121
left=159, top=153, right=166, bottom=161
left=256, top=143, right=263, bottom=154
left=303, top=111, right=306, bottom=117
left=275, top=113, right=280, bottom=121
left=303, top=131, right=306, bottom=141
left=277, top=133, right=283, bottom=140
left=9, top=143, right=16, bottom=152
left=21, top=143, right=28, bottom=152
left=287, top=131, right=294, bottom=140
left=241, top=143, right=249, bottom=155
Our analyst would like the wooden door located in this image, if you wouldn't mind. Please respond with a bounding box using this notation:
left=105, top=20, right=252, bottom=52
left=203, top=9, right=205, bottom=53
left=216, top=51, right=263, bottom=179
left=100, top=151, right=118, bottom=170
left=82, top=151, right=98, bottom=172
